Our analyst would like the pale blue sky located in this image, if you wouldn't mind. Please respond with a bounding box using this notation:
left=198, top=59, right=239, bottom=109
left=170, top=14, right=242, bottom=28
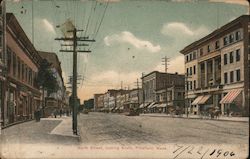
left=6, top=0, right=249, bottom=101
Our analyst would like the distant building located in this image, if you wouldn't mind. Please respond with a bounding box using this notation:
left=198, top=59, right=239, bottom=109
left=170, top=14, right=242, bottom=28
left=83, top=98, right=94, bottom=110
left=180, top=15, right=249, bottom=116
left=93, top=93, right=104, bottom=111
left=38, top=51, right=68, bottom=117
left=141, top=71, right=185, bottom=113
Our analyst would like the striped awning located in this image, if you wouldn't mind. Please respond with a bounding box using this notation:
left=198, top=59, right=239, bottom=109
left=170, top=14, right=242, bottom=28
left=147, top=102, right=155, bottom=108
left=220, top=90, right=242, bottom=104
left=199, top=95, right=211, bottom=104
left=157, top=103, right=167, bottom=108
left=192, top=96, right=204, bottom=105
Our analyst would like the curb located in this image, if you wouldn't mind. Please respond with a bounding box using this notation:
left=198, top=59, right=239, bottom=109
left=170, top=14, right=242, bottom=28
left=1, top=119, right=34, bottom=129
left=140, top=114, right=249, bottom=123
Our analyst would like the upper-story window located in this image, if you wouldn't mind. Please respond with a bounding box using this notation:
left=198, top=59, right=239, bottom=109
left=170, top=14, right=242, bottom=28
left=186, top=55, right=188, bottom=62
left=224, top=54, right=228, bottom=65
left=190, top=53, right=193, bottom=61
left=236, top=49, right=240, bottom=61
left=229, top=34, right=234, bottom=43
left=207, top=45, right=211, bottom=53
left=230, top=71, right=234, bottom=83
left=224, top=72, right=228, bottom=84
left=193, top=52, right=196, bottom=59
left=230, top=51, right=234, bottom=63
left=223, top=36, right=228, bottom=46
left=236, top=69, right=240, bottom=81
left=190, top=67, right=192, bottom=75
left=235, top=31, right=241, bottom=41
left=193, top=65, right=196, bottom=75
left=200, top=48, right=203, bottom=56
left=186, top=68, right=189, bottom=75
left=215, top=40, right=220, bottom=49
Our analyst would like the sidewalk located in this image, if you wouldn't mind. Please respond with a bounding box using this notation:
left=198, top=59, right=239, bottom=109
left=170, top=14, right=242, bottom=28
left=46, top=116, right=80, bottom=138
left=140, top=113, right=249, bottom=122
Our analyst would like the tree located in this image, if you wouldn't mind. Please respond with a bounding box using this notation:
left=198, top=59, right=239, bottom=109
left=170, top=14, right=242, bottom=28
left=36, top=59, right=59, bottom=117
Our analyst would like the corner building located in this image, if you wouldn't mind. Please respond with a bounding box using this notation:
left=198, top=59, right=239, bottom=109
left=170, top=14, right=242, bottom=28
left=180, top=15, right=249, bottom=116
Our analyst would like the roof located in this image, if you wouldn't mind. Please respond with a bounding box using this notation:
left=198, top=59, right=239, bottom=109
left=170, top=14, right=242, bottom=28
left=142, top=71, right=184, bottom=79
left=6, top=13, right=42, bottom=67
left=180, top=15, right=249, bottom=54
left=37, top=51, right=63, bottom=79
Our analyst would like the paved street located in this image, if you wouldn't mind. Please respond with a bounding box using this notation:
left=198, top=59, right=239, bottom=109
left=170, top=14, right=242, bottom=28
left=79, top=112, right=249, bottom=145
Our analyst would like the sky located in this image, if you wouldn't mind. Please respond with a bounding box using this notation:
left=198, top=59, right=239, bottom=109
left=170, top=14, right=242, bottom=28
left=6, top=0, right=249, bottom=102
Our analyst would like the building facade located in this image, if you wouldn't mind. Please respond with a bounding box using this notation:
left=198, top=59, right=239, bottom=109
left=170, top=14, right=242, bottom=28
left=141, top=71, right=185, bottom=113
left=38, top=51, right=68, bottom=117
left=1, top=13, right=42, bottom=126
left=180, top=15, right=249, bottom=116
left=0, top=0, right=6, bottom=127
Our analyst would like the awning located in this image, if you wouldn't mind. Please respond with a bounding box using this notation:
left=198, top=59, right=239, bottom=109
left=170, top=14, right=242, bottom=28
left=220, top=90, right=242, bottom=104
left=152, top=104, right=158, bottom=108
left=139, top=103, right=149, bottom=108
left=157, top=103, right=167, bottom=108
left=199, top=95, right=211, bottom=104
left=192, top=96, right=204, bottom=105
left=147, top=102, right=155, bottom=108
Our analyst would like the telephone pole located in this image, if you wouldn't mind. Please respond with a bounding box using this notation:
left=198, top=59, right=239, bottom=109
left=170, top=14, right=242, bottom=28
left=55, top=28, right=95, bottom=135
left=162, top=56, right=170, bottom=113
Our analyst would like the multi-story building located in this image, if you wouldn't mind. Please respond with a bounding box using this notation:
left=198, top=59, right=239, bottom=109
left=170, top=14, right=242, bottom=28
left=2, top=13, right=42, bottom=126
left=127, top=88, right=143, bottom=110
left=141, top=71, right=185, bottom=112
left=96, top=94, right=104, bottom=111
left=38, top=51, right=67, bottom=117
left=0, top=0, right=6, bottom=127
left=103, top=89, right=118, bottom=112
left=180, top=15, right=249, bottom=116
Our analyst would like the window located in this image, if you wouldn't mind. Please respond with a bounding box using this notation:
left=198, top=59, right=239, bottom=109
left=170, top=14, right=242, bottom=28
left=229, top=34, right=234, bottom=43
left=186, top=68, right=189, bottom=76
left=236, top=69, right=240, bottom=81
left=190, top=81, right=193, bottom=90
left=200, top=48, right=203, bottom=56
left=224, top=54, right=228, bottom=65
left=193, top=52, right=196, bottom=59
left=186, top=55, right=188, bottom=62
left=190, top=53, right=193, bottom=61
left=186, top=82, right=189, bottom=91
left=13, top=55, right=16, bottom=76
left=224, top=72, right=228, bottom=84
left=215, top=40, right=220, bottom=49
left=235, top=31, right=241, bottom=41
left=190, top=67, right=192, bottom=75
left=230, top=51, right=234, bottom=63
left=207, top=45, right=211, bottom=53
left=236, top=49, right=240, bottom=61
left=193, top=65, right=196, bottom=75
left=230, top=71, right=234, bottom=83
left=223, top=36, right=228, bottom=45
left=194, top=80, right=196, bottom=89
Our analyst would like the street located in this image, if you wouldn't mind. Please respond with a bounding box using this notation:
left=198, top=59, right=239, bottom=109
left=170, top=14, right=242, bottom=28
left=0, top=113, right=249, bottom=159
left=79, top=112, right=249, bottom=145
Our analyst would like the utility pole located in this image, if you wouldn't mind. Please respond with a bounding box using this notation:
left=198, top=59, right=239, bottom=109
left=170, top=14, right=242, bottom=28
left=141, top=72, right=145, bottom=112
left=55, top=28, right=95, bottom=135
left=162, top=56, right=170, bottom=113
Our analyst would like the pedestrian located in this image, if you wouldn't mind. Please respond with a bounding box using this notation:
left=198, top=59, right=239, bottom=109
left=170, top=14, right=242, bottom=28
left=54, top=109, right=57, bottom=118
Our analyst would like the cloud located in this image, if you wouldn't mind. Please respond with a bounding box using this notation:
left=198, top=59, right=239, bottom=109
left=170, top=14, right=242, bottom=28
left=104, top=31, right=161, bottom=53
left=161, top=22, right=209, bottom=38
left=209, top=0, right=249, bottom=6
left=42, top=19, right=56, bottom=34
left=154, top=55, right=185, bottom=74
